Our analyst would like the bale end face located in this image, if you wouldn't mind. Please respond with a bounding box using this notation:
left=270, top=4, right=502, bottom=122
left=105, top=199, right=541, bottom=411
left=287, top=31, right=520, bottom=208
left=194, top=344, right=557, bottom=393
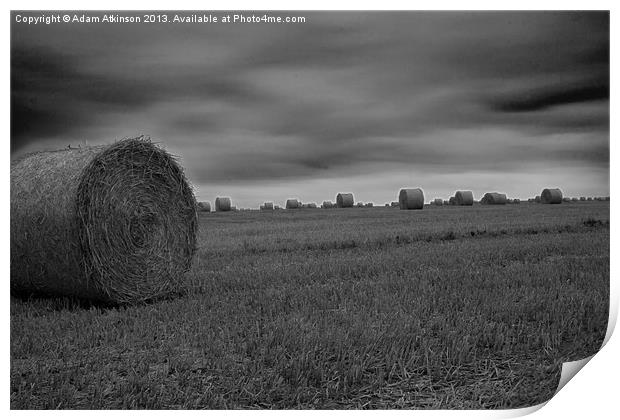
left=11, top=137, right=198, bottom=304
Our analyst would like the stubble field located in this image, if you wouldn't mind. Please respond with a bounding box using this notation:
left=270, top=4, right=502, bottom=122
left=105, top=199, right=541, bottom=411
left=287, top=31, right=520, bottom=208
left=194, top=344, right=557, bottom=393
left=11, top=201, right=609, bottom=409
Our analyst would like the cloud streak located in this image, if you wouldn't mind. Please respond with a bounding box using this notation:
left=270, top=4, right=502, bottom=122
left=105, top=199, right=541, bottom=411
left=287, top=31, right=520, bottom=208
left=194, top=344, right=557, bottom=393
left=11, top=11, right=609, bottom=204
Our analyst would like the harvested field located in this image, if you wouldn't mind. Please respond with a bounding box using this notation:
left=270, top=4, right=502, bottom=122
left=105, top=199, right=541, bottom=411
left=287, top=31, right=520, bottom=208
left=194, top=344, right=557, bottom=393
left=11, top=201, right=609, bottom=409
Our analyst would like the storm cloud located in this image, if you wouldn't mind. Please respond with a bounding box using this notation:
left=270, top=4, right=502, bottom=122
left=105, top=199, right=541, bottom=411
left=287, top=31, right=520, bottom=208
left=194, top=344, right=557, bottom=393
left=11, top=11, right=609, bottom=205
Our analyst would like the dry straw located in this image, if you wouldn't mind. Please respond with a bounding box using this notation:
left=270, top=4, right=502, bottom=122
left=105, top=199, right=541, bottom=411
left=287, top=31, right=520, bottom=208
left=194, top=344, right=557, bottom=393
left=481, top=192, right=507, bottom=205
left=197, top=202, right=211, bottom=212
left=541, top=188, right=563, bottom=204
left=398, top=188, right=424, bottom=210
left=336, top=193, right=354, bottom=208
left=455, top=190, right=474, bottom=206
left=10, top=137, right=197, bottom=304
left=286, top=198, right=300, bottom=209
left=215, top=197, right=232, bottom=211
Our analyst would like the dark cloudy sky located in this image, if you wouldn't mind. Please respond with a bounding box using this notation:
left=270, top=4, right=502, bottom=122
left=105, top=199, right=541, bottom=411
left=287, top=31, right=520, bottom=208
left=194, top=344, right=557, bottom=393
left=11, top=11, right=609, bottom=206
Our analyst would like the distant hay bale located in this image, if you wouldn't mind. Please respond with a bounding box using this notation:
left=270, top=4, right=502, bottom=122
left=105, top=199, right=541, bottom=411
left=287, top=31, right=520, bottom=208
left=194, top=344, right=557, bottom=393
left=507, top=198, right=514, bottom=204
left=448, top=196, right=456, bottom=206
left=286, top=198, right=300, bottom=209
left=322, top=201, right=334, bottom=209
left=365, top=202, right=374, bottom=208
left=197, top=201, right=211, bottom=212
left=398, top=188, right=424, bottom=210
left=215, top=197, right=232, bottom=212
left=262, top=202, right=274, bottom=211
left=433, top=198, right=443, bottom=206
left=455, top=190, right=474, bottom=206
left=541, top=188, right=563, bottom=204
left=391, top=201, right=399, bottom=207
left=356, top=202, right=364, bottom=208
left=535, top=195, right=541, bottom=203
left=562, top=197, right=571, bottom=203
left=307, top=203, right=317, bottom=209
left=571, top=197, right=579, bottom=202
left=336, top=193, right=354, bottom=208
left=10, top=137, right=198, bottom=304
left=481, top=192, right=507, bottom=205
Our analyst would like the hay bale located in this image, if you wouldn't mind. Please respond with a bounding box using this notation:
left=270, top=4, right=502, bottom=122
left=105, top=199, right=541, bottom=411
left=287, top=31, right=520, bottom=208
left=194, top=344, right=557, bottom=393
left=562, top=197, right=571, bottom=203
left=307, top=203, right=317, bottom=209
left=336, top=193, right=354, bottom=208
left=455, top=190, right=474, bottom=206
left=10, top=137, right=197, bottom=304
left=197, top=201, right=211, bottom=212
left=541, top=188, right=563, bottom=204
left=356, top=202, right=364, bottom=208
left=215, top=197, right=232, bottom=212
left=262, top=202, right=274, bottom=211
left=507, top=198, right=514, bottom=204
left=391, top=201, right=399, bottom=207
left=286, top=198, right=300, bottom=209
left=322, top=200, right=334, bottom=209
left=535, top=195, right=541, bottom=203
left=398, top=188, right=424, bottom=210
left=481, top=192, right=507, bottom=205
left=433, top=198, right=443, bottom=206
left=448, top=196, right=456, bottom=206
left=365, top=202, right=374, bottom=208
left=571, top=197, right=578, bottom=202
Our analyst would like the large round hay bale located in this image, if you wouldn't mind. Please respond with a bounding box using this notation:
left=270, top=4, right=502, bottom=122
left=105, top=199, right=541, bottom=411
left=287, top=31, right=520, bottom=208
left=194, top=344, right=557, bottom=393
left=197, top=201, right=211, bottom=212
left=481, top=192, right=507, bottom=205
left=215, top=197, right=232, bottom=211
left=336, top=193, right=354, bottom=208
left=10, top=137, right=198, bottom=304
left=286, top=198, right=300, bottom=209
left=433, top=198, right=443, bottom=206
left=541, top=188, right=563, bottom=204
left=455, top=190, right=474, bottom=206
left=398, top=188, right=424, bottom=210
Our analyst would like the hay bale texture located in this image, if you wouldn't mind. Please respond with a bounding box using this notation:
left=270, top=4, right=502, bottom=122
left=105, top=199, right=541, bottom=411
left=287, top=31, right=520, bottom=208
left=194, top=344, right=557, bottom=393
left=286, top=198, right=300, bottom=209
left=541, top=188, right=563, bottom=204
left=336, top=193, right=354, bottom=208
left=10, top=137, right=198, bottom=304
left=481, top=192, right=507, bottom=205
left=215, top=197, right=232, bottom=212
left=455, top=190, right=474, bottom=206
left=398, top=188, right=424, bottom=210
left=197, top=201, right=211, bottom=212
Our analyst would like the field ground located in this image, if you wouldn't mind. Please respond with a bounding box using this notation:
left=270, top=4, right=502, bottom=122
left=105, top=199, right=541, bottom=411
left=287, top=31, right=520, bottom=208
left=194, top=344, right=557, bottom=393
left=11, top=202, right=609, bottom=409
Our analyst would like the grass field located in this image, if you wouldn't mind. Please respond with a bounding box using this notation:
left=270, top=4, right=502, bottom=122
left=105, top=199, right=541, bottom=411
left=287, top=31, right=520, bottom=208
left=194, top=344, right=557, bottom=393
left=11, top=202, right=609, bottom=409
